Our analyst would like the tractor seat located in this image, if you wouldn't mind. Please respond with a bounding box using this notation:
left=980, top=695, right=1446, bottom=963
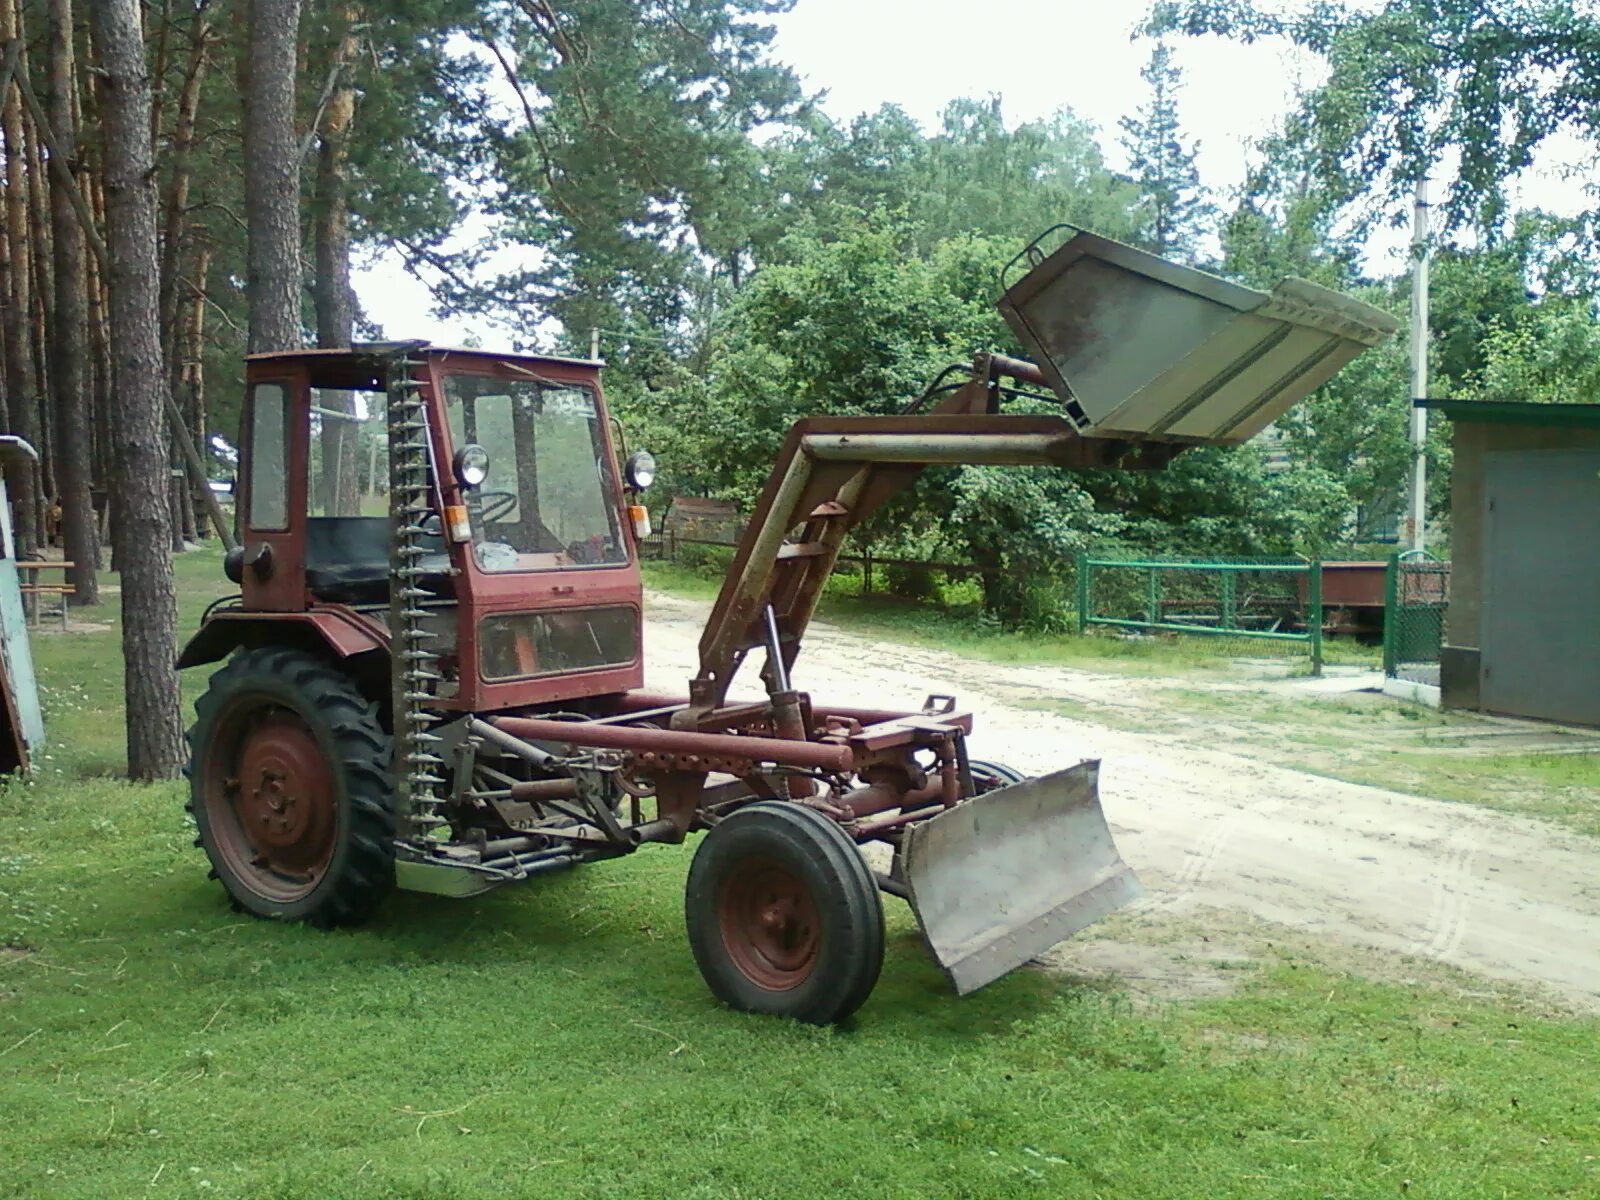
left=305, top=517, right=452, bottom=604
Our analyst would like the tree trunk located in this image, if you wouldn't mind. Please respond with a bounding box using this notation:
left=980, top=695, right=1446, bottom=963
left=312, top=7, right=360, bottom=514
left=243, top=0, right=303, bottom=353
left=48, top=0, right=99, bottom=601
left=182, top=243, right=211, bottom=537
left=86, top=168, right=113, bottom=545
left=158, top=15, right=208, bottom=380
left=1, top=0, right=40, bottom=556
left=88, top=0, right=184, bottom=781
left=157, top=19, right=210, bottom=546
left=27, top=110, right=56, bottom=545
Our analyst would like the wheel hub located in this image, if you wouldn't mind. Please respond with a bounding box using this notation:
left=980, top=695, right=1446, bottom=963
left=718, top=859, right=820, bottom=991
left=205, top=705, right=339, bottom=901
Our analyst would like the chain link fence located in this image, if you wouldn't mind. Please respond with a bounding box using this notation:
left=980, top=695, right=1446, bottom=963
left=1383, top=555, right=1451, bottom=686
left=1077, top=555, right=1324, bottom=674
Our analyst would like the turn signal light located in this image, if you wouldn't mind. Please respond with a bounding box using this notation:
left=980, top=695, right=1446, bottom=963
left=629, top=504, right=651, bottom=539
left=444, top=504, right=472, bottom=543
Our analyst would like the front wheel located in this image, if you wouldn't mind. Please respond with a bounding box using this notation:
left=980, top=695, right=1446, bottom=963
left=186, top=647, right=396, bottom=927
left=685, top=802, right=884, bottom=1024
left=969, top=758, right=1026, bottom=793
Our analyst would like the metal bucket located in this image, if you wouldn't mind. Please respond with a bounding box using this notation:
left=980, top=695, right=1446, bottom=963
left=997, top=229, right=1399, bottom=445
left=900, top=760, right=1141, bottom=995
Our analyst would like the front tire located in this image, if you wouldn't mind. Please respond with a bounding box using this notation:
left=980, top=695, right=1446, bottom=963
left=186, top=647, right=395, bottom=927
left=686, top=801, right=884, bottom=1024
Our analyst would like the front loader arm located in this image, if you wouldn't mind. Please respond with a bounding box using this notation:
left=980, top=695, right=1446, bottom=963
left=690, top=226, right=1400, bottom=711
left=690, top=370, right=1177, bottom=709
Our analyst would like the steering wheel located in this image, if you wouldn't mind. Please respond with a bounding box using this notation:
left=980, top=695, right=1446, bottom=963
left=472, top=490, right=518, bottom=523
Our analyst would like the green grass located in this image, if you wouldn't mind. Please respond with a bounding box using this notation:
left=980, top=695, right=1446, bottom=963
left=1139, top=689, right=1600, bottom=838
left=2, top=548, right=1597, bottom=1197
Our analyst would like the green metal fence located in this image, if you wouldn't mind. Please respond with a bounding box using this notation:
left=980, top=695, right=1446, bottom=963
left=1383, top=553, right=1451, bottom=686
left=1077, top=555, right=1324, bottom=674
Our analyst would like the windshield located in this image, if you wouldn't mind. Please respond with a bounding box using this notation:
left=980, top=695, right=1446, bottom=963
left=442, top=373, right=626, bottom=572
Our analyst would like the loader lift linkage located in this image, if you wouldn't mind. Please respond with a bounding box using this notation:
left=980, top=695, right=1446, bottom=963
left=180, top=229, right=1395, bottom=1023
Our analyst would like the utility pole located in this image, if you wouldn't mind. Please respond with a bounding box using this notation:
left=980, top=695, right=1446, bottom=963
left=588, top=327, right=600, bottom=361
left=1406, top=176, right=1431, bottom=553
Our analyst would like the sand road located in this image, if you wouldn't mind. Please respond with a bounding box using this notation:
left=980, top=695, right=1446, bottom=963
left=641, top=589, right=1600, bottom=1009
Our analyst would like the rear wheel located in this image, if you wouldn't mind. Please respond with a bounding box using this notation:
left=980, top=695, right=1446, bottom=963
left=686, top=802, right=884, bottom=1024
left=186, top=647, right=395, bottom=927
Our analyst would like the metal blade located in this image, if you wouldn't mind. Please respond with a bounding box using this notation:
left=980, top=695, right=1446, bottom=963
left=901, top=760, right=1141, bottom=995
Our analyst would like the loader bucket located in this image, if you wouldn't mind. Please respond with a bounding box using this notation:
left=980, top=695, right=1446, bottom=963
left=997, top=229, right=1399, bottom=445
left=900, top=760, right=1141, bottom=995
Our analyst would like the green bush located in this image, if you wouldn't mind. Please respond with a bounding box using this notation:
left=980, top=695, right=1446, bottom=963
left=673, top=541, right=735, bottom=578
left=880, top=561, right=939, bottom=601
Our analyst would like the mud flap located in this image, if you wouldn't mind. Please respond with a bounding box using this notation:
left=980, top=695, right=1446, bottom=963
left=901, top=760, right=1141, bottom=995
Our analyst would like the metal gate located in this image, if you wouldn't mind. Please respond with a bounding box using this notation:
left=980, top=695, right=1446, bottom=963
left=1481, top=449, right=1600, bottom=725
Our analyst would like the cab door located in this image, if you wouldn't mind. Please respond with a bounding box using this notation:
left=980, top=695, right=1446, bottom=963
left=239, top=369, right=309, bottom=611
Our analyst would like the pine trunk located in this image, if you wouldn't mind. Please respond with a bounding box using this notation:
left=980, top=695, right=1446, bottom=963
left=158, top=16, right=208, bottom=381
left=48, top=0, right=99, bottom=601
left=25, top=105, right=52, bottom=552
left=89, top=0, right=184, bottom=781
left=182, top=244, right=210, bottom=538
left=85, top=169, right=113, bottom=543
left=312, top=11, right=359, bottom=514
left=1, top=0, right=40, bottom=556
left=243, top=0, right=303, bottom=353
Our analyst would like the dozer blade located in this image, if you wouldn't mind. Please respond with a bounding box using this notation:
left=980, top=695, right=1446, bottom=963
left=901, top=760, right=1141, bottom=995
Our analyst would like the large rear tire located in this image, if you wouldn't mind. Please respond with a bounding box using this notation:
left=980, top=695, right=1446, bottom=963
left=186, top=647, right=395, bottom=927
left=685, top=802, right=884, bottom=1024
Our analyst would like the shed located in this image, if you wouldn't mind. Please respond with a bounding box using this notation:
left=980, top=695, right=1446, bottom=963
left=1425, top=400, right=1600, bottom=726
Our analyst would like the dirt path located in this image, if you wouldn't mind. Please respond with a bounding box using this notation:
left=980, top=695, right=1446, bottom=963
left=642, top=590, right=1600, bottom=1010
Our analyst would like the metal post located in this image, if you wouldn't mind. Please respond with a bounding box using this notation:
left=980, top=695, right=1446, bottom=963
left=589, top=327, right=600, bottom=361
left=1220, top=571, right=1237, bottom=631
left=1147, top=566, right=1161, bottom=625
left=1382, top=552, right=1400, bottom=678
left=1308, top=560, right=1323, bottom=677
left=1407, top=176, right=1431, bottom=553
left=1076, top=553, right=1090, bottom=634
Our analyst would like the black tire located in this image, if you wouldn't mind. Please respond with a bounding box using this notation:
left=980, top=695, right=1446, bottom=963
left=685, top=801, right=884, bottom=1024
left=186, top=647, right=395, bottom=927
left=969, top=758, right=1026, bottom=793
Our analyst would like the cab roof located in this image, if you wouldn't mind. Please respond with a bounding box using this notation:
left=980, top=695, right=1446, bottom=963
left=244, top=343, right=603, bottom=390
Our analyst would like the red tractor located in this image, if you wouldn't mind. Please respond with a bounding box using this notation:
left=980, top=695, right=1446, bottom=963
left=180, top=229, right=1395, bottom=1022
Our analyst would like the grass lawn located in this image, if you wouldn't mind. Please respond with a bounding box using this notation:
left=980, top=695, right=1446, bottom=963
left=2, top=549, right=1597, bottom=1198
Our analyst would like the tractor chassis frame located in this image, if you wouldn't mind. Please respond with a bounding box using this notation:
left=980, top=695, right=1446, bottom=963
left=395, top=692, right=979, bottom=898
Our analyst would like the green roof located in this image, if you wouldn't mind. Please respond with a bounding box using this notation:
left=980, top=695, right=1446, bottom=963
left=1420, top=399, right=1600, bottom=428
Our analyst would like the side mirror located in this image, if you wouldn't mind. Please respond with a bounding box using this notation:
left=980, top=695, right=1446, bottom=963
left=624, top=449, right=656, bottom=491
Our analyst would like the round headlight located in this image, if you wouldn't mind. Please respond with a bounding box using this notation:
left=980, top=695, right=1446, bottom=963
left=453, top=444, right=490, bottom=488
left=625, top=449, right=657, bottom=491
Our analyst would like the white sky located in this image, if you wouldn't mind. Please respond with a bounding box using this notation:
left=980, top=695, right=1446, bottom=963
left=354, top=0, right=1592, bottom=346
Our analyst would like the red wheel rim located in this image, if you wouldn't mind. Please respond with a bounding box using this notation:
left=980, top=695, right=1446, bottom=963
left=203, top=700, right=339, bottom=903
left=717, top=857, right=820, bottom=991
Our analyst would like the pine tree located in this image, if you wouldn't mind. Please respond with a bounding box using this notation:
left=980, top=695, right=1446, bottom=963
left=88, top=0, right=184, bottom=780
left=1119, top=43, right=1211, bottom=260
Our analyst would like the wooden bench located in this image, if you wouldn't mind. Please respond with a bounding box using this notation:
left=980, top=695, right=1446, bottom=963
left=18, top=562, right=74, bottom=631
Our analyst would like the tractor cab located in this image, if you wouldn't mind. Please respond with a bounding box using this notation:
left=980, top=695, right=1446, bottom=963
left=193, top=343, right=651, bottom=710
